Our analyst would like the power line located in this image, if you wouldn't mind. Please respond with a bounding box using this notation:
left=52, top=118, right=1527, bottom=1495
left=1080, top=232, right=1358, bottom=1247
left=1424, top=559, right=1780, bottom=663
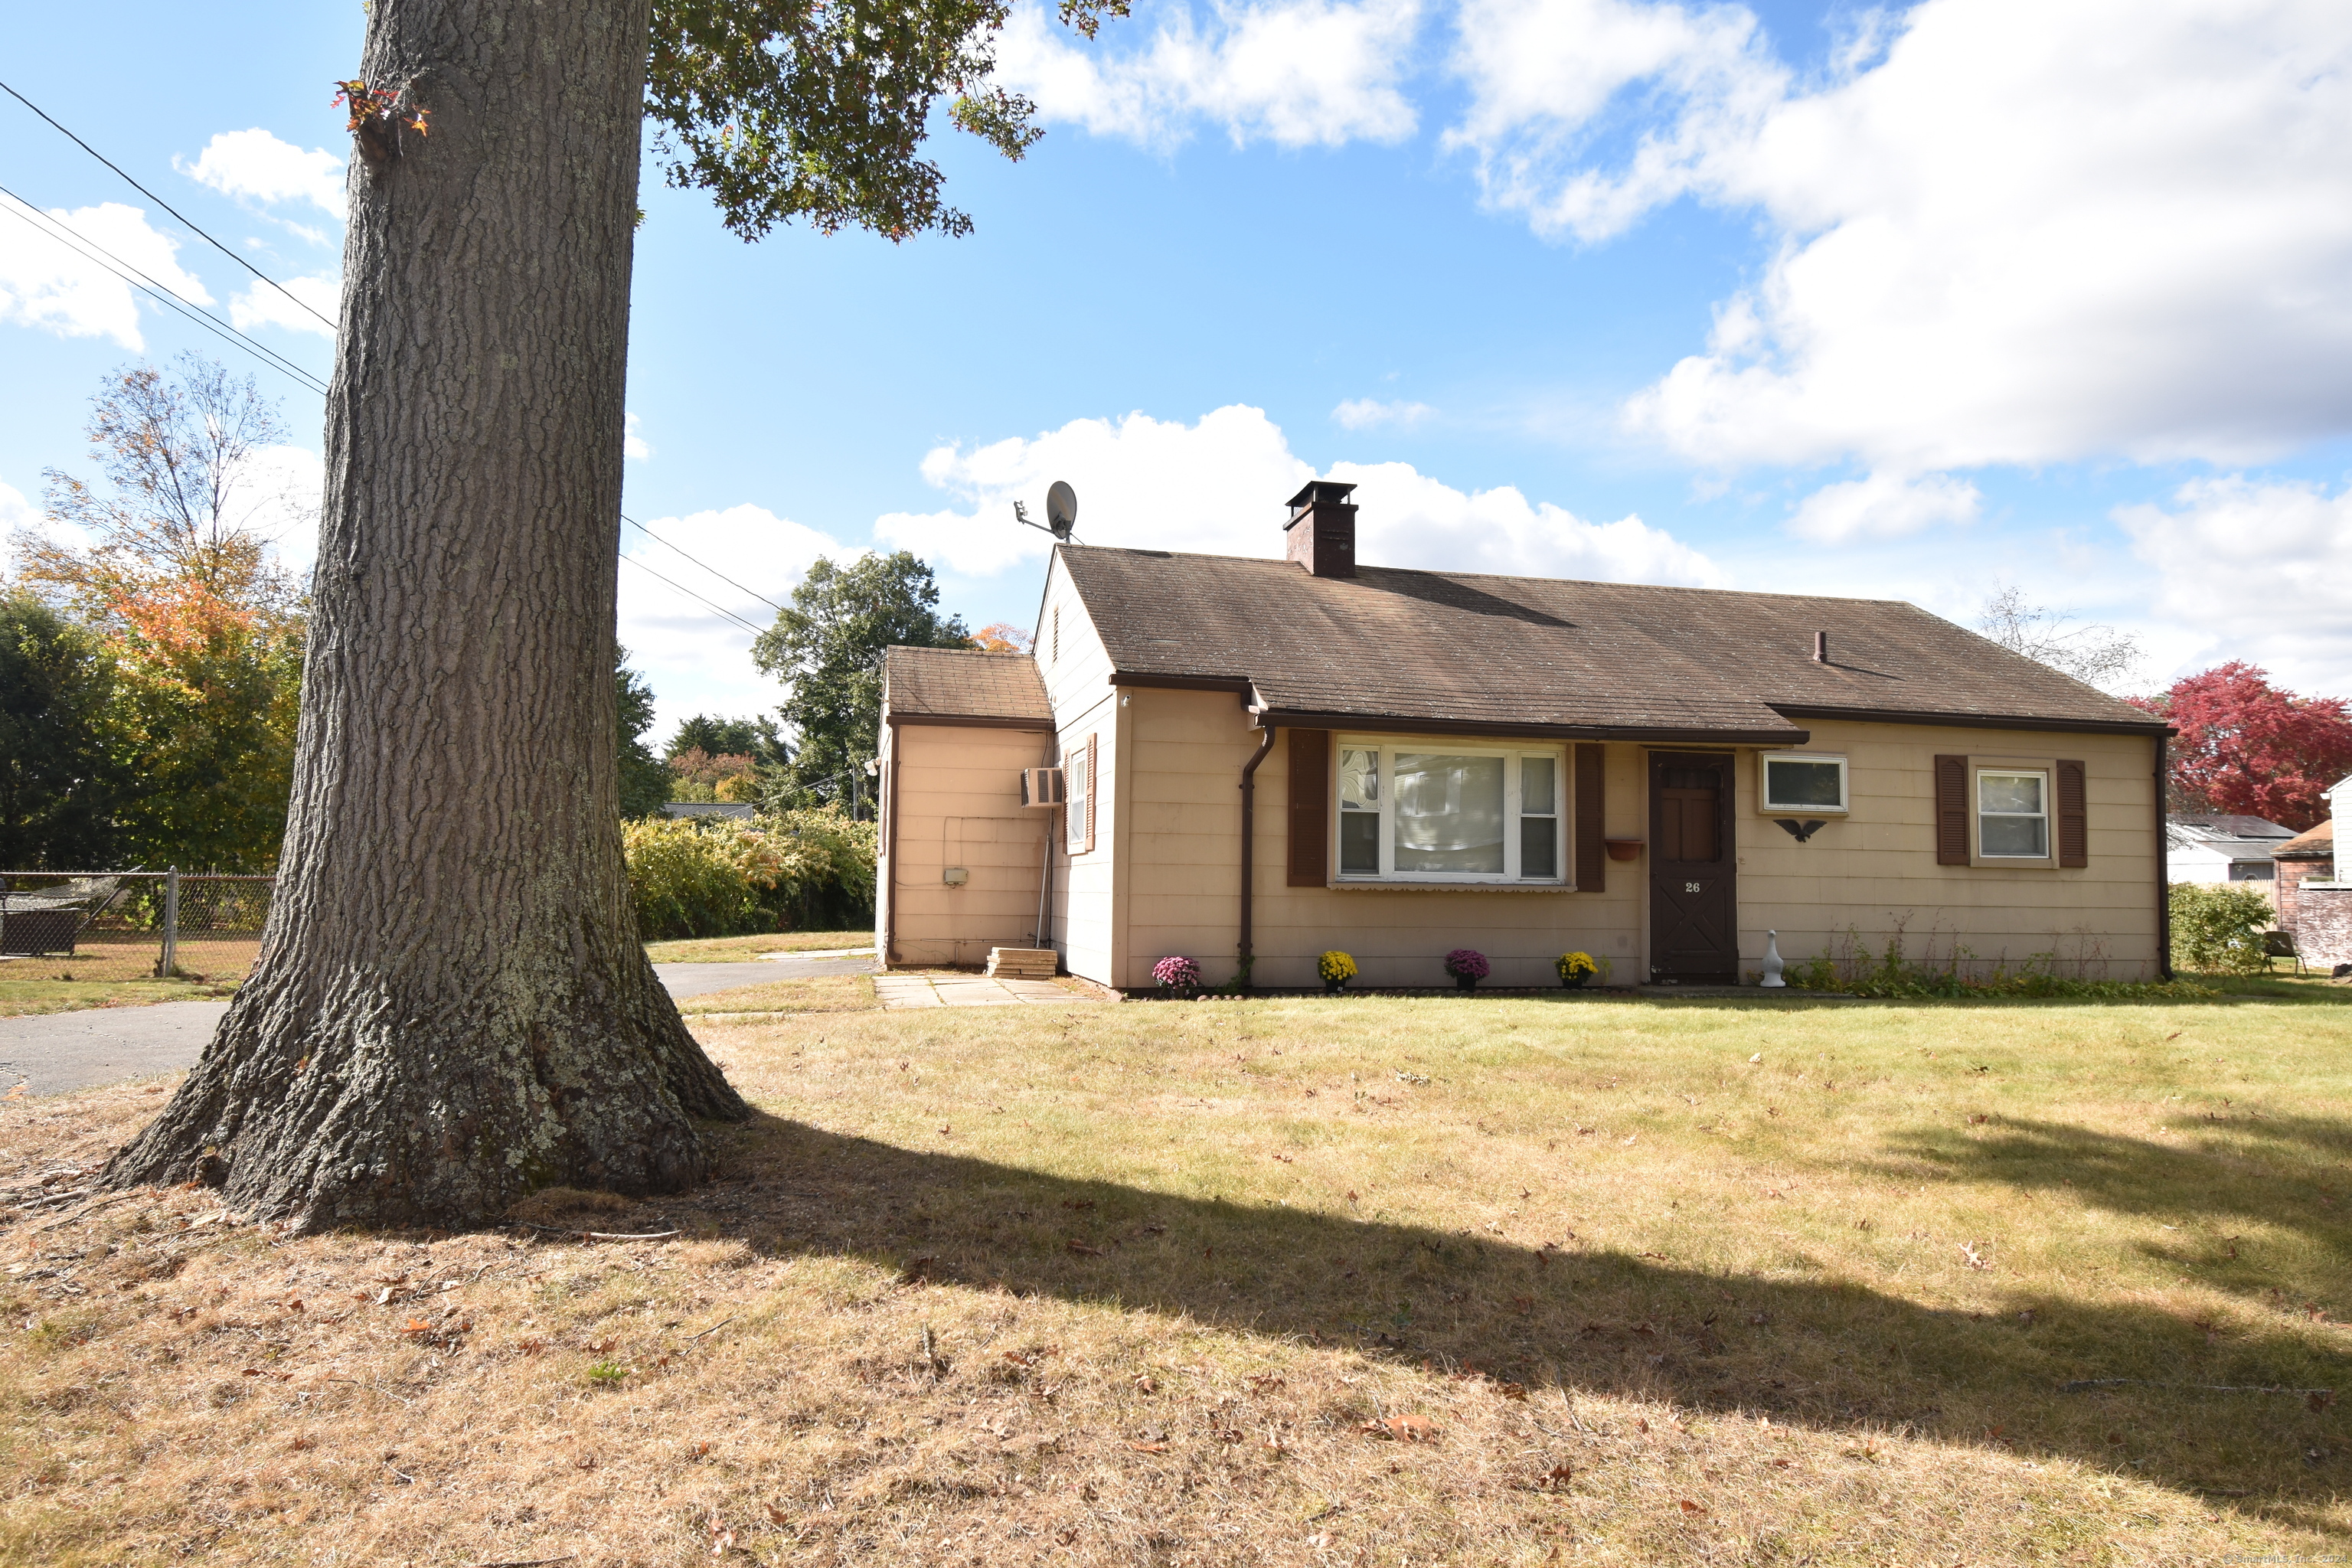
left=0, top=78, right=792, bottom=635
left=620, top=512, right=786, bottom=613
left=0, top=75, right=339, bottom=332
left=619, top=554, right=769, bottom=637
left=0, top=186, right=329, bottom=397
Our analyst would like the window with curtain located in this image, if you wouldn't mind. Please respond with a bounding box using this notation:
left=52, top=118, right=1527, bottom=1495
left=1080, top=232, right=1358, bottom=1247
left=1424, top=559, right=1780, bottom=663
left=1334, top=740, right=1566, bottom=883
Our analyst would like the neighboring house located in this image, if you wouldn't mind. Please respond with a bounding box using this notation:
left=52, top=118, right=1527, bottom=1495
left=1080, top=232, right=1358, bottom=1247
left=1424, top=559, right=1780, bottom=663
left=2273, top=819, right=2334, bottom=935
left=876, top=479, right=2172, bottom=988
left=2165, top=815, right=2295, bottom=889
left=2289, top=771, right=2352, bottom=965
left=662, top=802, right=757, bottom=822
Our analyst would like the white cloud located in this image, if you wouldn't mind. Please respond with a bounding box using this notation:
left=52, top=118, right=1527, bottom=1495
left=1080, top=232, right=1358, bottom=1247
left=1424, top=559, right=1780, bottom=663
left=625, top=413, right=653, bottom=462
left=228, top=273, right=338, bottom=337
left=1787, top=469, right=1981, bottom=543
left=1443, top=0, right=2352, bottom=476
left=876, top=402, right=1720, bottom=586
left=0, top=196, right=211, bottom=351
left=1445, top=0, right=1785, bottom=241
left=619, top=505, right=855, bottom=740
left=2117, top=475, right=2352, bottom=692
left=1332, top=397, right=1434, bottom=430
left=180, top=129, right=346, bottom=219
left=0, top=479, right=35, bottom=535
left=999, top=0, right=1421, bottom=149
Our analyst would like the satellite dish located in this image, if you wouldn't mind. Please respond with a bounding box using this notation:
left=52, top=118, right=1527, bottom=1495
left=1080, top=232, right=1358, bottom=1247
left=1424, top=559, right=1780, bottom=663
left=1045, top=481, right=1078, bottom=541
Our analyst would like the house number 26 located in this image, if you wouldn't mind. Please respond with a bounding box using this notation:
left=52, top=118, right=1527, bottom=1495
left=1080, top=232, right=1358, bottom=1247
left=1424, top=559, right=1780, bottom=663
left=1684, top=881, right=1703, bottom=893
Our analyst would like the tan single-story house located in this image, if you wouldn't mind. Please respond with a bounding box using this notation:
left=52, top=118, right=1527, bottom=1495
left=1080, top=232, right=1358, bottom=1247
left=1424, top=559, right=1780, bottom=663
left=875, top=480, right=2174, bottom=988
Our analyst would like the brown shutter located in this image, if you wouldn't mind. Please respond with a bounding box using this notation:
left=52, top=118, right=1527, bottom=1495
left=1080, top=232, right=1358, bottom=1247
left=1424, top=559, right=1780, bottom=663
left=1573, top=743, right=1605, bottom=892
left=1084, top=733, right=1097, bottom=855
left=2056, top=759, right=2088, bottom=867
left=1287, top=730, right=1331, bottom=887
left=1935, top=754, right=1969, bottom=864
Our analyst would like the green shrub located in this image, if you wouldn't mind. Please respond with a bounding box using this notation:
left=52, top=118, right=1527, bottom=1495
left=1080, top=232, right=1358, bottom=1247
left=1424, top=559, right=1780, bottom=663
left=2167, top=881, right=2277, bottom=974
left=622, top=806, right=878, bottom=941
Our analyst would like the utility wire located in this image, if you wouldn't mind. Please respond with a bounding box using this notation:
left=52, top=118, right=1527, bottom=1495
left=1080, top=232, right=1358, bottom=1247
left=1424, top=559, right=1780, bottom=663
left=619, top=554, right=768, bottom=637
left=0, top=187, right=329, bottom=396
left=0, top=79, right=789, bottom=635
left=0, top=76, right=339, bottom=332
left=620, top=513, right=786, bottom=613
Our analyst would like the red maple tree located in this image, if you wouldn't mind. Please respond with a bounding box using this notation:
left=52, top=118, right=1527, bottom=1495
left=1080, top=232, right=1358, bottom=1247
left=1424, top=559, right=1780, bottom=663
left=2132, top=662, right=2352, bottom=831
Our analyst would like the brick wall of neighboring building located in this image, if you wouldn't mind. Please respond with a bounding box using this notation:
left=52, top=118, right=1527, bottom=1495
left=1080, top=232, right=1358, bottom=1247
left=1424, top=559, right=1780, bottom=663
left=2297, top=886, right=2352, bottom=968
left=2278, top=858, right=2335, bottom=932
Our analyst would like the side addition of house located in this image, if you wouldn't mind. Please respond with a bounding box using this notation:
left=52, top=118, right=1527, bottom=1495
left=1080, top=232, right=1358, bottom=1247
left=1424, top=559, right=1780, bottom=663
left=877, top=480, right=2173, bottom=988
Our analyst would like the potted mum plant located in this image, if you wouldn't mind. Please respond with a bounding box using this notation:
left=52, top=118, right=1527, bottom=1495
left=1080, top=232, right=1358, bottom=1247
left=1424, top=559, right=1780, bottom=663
left=1557, top=951, right=1599, bottom=988
left=1318, top=950, right=1357, bottom=994
left=1152, top=955, right=1202, bottom=998
left=1443, top=948, right=1489, bottom=991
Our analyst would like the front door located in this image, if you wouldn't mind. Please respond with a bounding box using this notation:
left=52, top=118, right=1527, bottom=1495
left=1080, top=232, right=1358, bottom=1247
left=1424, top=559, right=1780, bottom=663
left=1648, top=752, right=1738, bottom=984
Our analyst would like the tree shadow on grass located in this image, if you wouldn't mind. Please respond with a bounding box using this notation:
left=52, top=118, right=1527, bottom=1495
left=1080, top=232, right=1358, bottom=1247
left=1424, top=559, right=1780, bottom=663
left=678, top=1111, right=2350, bottom=1532
left=1880, top=1114, right=2352, bottom=1315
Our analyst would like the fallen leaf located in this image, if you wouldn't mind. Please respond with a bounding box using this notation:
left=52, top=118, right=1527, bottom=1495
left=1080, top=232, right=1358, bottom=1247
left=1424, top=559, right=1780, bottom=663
left=1270, top=1153, right=1294, bottom=1163
left=1679, top=1499, right=1705, bottom=1515
left=400, top=1318, right=430, bottom=1335
left=1126, top=1440, right=1169, bottom=1453
left=1379, top=1413, right=1438, bottom=1442
left=575, top=1454, right=596, bottom=1470
left=1769, top=1458, right=1791, bottom=1468
left=938, top=1124, right=952, bottom=1135
left=1132, top=1374, right=1158, bottom=1393
left=1496, top=1382, right=1529, bottom=1400
left=764, top=1504, right=789, bottom=1526
left=1247, top=1374, right=1285, bottom=1393
left=1066, top=1240, right=1102, bottom=1257
left=1544, top=1462, right=1573, bottom=1488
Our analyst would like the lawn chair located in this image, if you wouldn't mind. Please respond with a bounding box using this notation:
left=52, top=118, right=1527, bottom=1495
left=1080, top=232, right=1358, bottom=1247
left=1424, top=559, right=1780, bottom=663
left=0, top=876, right=126, bottom=957
left=2262, top=929, right=2305, bottom=976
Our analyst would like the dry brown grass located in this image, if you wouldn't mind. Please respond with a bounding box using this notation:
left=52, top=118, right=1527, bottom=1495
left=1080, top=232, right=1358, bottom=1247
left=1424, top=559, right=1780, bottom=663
left=645, top=931, right=874, bottom=963
left=4, top=988, right=2348, bottom=1565
left=0, top=933, right=236, bottom=1018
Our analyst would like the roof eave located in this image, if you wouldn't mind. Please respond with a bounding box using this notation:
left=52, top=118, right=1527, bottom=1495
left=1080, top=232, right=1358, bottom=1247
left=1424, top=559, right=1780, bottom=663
left=1769, top=703, right=2174, bottom=738
left=1250, top=707, right=1809, bottom=747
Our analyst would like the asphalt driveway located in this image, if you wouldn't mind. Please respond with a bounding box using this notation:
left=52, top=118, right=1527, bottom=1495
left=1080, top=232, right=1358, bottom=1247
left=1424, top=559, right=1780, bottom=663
left=0, top=956, right=876, bottom=1096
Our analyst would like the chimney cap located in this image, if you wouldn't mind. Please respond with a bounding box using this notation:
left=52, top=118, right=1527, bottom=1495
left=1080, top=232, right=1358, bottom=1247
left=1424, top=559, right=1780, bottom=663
left=1285, top=479, right=1358, bottom=519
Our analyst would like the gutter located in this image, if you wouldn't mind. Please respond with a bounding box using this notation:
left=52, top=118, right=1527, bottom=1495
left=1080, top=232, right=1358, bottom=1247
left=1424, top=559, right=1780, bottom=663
left=883, top=740, right=901, bottom=966
left=1769, top=703, right=2174, bottom=737
left=2156, top=733, right=2173, bottom=982
left=1236, top=724, right=1278, bottom=990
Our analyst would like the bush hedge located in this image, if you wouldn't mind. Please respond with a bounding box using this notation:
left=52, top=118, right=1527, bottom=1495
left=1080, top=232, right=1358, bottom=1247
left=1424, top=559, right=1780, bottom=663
left=622, top=805, right=876, bottom=940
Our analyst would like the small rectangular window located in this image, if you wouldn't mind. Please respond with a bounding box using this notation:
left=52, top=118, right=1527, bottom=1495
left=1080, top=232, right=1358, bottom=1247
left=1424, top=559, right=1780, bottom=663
left=1338, top=746, right=1380, bottom=875
left=1063, top=739, right=1089, bottom=853
left=1762, top=753, right=1847, bottom=813
left=1520, top=754, right=1557, bottom=878
left=1977, top=769, right=2048, bottom=858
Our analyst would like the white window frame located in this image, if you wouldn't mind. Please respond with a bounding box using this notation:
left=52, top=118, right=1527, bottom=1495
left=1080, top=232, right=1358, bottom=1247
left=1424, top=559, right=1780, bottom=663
left=1975, top=767, right=2051, bottom=861
left=1333, top=736, right=1569, bottom=885
left=1063, top=737, right=1090, bottom=854
left=1759, top=751, right=1849, bottom=815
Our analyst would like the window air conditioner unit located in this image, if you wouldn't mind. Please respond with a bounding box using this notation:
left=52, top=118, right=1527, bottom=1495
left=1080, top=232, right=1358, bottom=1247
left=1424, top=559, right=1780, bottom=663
left=1021, top=767, right=1066, bottom=808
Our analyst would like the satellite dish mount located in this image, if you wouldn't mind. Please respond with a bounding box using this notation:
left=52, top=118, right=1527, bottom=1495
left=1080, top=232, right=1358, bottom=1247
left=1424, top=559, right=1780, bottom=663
left=1015, top=480, right=1080, bottom=544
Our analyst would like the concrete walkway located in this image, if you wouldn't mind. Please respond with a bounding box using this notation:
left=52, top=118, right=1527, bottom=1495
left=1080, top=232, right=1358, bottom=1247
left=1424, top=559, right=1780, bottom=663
left=873, top=972, right=1096, bottom=1008
left=0, top=957, right=880, bottom=1096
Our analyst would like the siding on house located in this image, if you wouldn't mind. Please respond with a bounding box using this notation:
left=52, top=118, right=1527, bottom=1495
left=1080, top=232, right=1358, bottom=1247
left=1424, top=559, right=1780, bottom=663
left=1086, top=701, right=2162, bottom=988
left=1038, top=554, right=1122, bottom=983
left=880, top=724, right=1053, bottom=968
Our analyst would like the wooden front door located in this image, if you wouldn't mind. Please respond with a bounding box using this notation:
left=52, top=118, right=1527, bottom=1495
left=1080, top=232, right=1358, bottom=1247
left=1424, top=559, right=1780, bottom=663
left=1648, top=752, right=1738, bottom=985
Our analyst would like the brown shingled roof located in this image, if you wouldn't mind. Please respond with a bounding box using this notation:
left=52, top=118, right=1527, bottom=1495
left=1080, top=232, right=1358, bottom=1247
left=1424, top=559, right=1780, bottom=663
left=1058, top=547, right=2165, bottom=742
left=883, top=646, right=1051, bottom=727
left=2275, top=820, right=2334, bottom=860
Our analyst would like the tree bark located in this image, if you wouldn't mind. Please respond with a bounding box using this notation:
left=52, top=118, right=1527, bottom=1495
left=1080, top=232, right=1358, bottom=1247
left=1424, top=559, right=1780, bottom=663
left=106, top=0, right=750, bottom=1230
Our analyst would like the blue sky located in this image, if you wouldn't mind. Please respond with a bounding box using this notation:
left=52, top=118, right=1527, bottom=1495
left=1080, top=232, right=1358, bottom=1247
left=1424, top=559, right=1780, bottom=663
left=6, top=0, right=2350, bottom=744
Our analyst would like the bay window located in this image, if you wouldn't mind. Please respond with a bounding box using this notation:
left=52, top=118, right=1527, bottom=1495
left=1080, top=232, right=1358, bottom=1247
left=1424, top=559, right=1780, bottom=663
left=1335, top=739, right=1566, bottom=883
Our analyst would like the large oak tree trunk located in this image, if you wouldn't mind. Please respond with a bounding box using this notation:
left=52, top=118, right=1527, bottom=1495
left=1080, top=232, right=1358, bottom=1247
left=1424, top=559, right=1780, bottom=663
left=107, top=0, right=749, bottom=1230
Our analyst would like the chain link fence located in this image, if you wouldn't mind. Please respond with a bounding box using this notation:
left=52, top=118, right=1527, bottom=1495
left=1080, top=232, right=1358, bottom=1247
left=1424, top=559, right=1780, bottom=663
left=0, top=871, right=274, bottom=982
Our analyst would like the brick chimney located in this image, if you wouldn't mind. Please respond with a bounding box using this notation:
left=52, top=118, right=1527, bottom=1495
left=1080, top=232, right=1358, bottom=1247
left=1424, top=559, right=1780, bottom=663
left=1284, top=479, right=1358, bottom=578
